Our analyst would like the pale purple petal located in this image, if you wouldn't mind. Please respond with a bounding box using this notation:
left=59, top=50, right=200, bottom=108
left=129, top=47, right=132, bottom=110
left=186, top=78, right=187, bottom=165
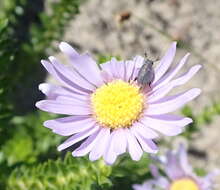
left=124, top=60, right=136, bottom=81
left=72, top=128, right=102, bottom=156
left=132, top=184, right=146, bottom=190
left=59, top=42, right=79, bottom=56
left=35, top=100, right=91, bottom=115
left=148, top=82, right=175, bottom=103
left=140, top=115, right=192, bottom=136
left=110, top=58, right=125, bottom=79
left=41, top=60, right=90, bottom=95
left=140, top=116, right=185, bottom=136
left=152, top=177, right=170, bottom=188
left=148, top=65, right=201, bottom=103
left=42, top=96, right=88, bottom=106
left=89, top=128, right=110, bottom=161
left=133, top=144, right=217, bottom=190
left=153, top=53, right=190, bottom=89
left=133, top=182, right=153, bottom=190
left=116, top=60, right=126, bottom=80
left=44, top=117, right=96, bottom=136
left=133, top=55, right=145, bottom=69
left=133, top=131, right=158, bottom=153
left=48, top=56, right=95, bottom=91
left=112, top=129, right=127, bottom=155
left=144, top=114, right=193, bottom=126
left=153, top=42, right=177, bottom=83
left=45, top=115, right=84, bottom=125
left=59, top=42, right=104, bottom=87
left=125, top=129, right=143, bottom=161
left=165, top=151, right=185, bottom=180
left=100, top=61, right=113, bottom=77
left=100, top=58, right=126, bottom=80
left=134, top=177, right=169, bottom=190
left=146, top=88, right=201, bottom=115
left=57, top=125, right=99, bottom=151
left=103, top=133, right=117, bottom=165
left=151, top=64, right=201, bottom=95
left=201, top=170, right=220, bottom=189
left=38, top=83, right=89, bottom=101
left=149, top=164, right=160, bottom=178
left=131, top=122, right=159, bottom=139
left=129, top=56, right=145, bottom=81
left=53, top=89, right=89, bottom=101
left=100, top=70, right=114, bottom=83
left=44, top=115, right=90, bottom=128
left=54, top=94, right=89, bottom=103
left=39, top=83, right=57, bottom=98
left=41, top=60, right=71, bottom=91
left=131, top=55, right=145, bottom=80
left=177, top=144, right=194, bottom=175
left=171, top=64, right=202, bottom=86
left=141, top=139, right=158, bottom=154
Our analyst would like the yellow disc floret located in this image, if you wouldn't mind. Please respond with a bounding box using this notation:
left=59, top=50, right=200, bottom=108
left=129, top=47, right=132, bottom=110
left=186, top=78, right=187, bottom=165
left=91, top=80, right=144, bottom=129
left=170, top=178, right=199, bottom=190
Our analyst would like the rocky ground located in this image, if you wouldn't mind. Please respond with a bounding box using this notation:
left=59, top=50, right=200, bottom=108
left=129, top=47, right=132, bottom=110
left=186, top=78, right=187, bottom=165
left=55, top=0, right=220, bottom=186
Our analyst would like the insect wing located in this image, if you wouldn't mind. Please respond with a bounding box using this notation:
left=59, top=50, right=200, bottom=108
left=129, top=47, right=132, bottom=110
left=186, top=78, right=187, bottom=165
left=137, top=63, right=155, bottom=85
left=142, top=68, right=155, bottom=84
left=137, top=64, right=148, bottom=85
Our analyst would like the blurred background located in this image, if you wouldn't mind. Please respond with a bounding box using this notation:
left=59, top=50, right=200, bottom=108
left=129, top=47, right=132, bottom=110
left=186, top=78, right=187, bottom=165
left=0, top=0, right=219, bottom=189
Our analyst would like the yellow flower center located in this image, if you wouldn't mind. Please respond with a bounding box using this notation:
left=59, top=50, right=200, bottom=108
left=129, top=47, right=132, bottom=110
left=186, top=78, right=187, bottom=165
left=170, top=178, right=199, bottom=190
left=91, top=80, right=144, bottom=129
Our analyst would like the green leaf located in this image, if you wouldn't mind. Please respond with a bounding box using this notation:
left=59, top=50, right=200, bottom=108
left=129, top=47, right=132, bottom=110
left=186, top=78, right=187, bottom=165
left=0, top=18, right=8, bottom=33
left=7, top=153, right=112, bottom=190
left=194, top=168, right=207, bottom=177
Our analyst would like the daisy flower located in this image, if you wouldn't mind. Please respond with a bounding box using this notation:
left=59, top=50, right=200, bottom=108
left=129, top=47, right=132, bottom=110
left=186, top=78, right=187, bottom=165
left=133, top=144, right=219, bottom=190
left=36, top=42, right=201, bottom=164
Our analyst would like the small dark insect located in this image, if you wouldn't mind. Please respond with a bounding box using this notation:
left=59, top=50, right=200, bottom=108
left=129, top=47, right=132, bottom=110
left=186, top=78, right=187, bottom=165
left=136, top=54, right=155, bottom=88
left=116, top=11, right=131, bottom=23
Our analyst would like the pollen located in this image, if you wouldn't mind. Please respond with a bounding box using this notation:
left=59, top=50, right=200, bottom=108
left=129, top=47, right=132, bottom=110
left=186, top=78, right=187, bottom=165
left=170, top=178, right=199, bottom=190
left=91, top=80, right=144, bottom=129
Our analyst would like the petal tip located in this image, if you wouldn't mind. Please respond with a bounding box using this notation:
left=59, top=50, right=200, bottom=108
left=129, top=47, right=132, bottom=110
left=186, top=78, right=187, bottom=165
left=105, top=160, right=115, bottom=165
left=43, top=120, right=51, bottom=128
left=172, top=41, right=177, bottom=47
left=88, top=155, right=97, bottom=162
left=59, top=41, right=70, bottom=49
left=186, top=52, right=191, bottom=56
left=153, top=149, right=159, bottom=154
left=59, top=41, right=78, bottom=56
left=194, top=88, right=202, bottom=96
left=57, top=145, right=64, bottom=152
left=132, top=156, right=142, bottom=161
left=72, top=151, right=78, bottom=157
left=38, top=83, right=49, bottom=94
left=41, top=59, right=48, bottom=65
left=38, top=83, right=45, bottom=90
left=186, top=117, right=193, bottom=124
left=35, top=101, right=42, bottom=108
left=104, top=154, right=117, bottom=165
left=197, top=64, right=202, bottom=69
left=48, top=56, right=57, bottom=63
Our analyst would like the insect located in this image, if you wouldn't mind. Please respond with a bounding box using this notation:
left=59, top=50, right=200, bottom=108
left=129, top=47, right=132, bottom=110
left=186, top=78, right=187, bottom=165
left=116, top=11, right=131, bottom=23
left=136, top=54, right=155, bottom=88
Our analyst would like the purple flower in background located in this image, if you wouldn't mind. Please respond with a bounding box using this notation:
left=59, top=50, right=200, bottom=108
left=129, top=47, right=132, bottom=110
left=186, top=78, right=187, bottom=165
left=133, top=145, right=219, bottom=190
left=36, top=42, right=201, bottom=164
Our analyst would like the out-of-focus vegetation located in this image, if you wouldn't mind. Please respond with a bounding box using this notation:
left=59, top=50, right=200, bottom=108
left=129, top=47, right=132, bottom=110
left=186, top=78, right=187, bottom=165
left=181, top=101, right=220, bottom=139
left=0, top=0, right=80, bottom=116
left=0, top=0, right=81, bottom=189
